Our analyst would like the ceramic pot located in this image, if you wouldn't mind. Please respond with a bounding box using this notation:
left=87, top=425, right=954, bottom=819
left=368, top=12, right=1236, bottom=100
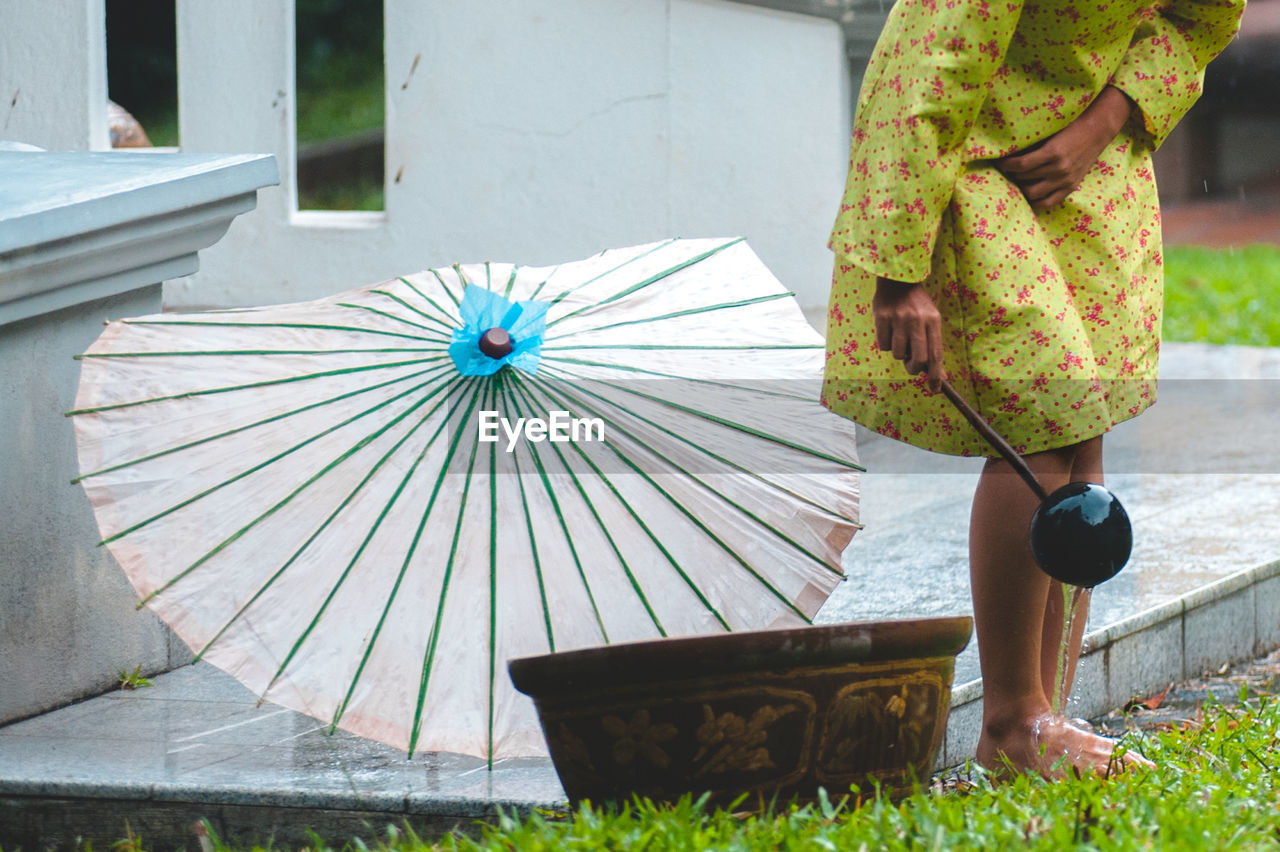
left=509, top=616, right=973, bottom=807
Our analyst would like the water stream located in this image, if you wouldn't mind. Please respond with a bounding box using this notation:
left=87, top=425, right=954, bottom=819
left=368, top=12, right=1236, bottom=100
left=1051, top=583, right=1090, bottom=717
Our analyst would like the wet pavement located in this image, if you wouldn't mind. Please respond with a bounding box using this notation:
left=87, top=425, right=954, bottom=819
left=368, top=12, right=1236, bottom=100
left=0, top=661, right=575, bottom=849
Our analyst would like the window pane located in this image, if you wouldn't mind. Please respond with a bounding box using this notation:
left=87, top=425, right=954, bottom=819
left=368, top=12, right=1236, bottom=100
left=296, top=0, right=386, bottom=211
left=105, top=0, right=177, bottom=148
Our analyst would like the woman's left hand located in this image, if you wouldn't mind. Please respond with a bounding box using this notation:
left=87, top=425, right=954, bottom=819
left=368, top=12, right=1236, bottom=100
left=995, top=86, right=1134, bottom=211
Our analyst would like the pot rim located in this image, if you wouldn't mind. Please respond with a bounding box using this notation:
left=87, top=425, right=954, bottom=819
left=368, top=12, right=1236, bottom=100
left=508, top=616, right=973, bottom=698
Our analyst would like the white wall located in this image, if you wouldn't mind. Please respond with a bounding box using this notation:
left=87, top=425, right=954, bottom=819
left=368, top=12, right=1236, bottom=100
left=0, top=0, right=109, bottom=151
left=2, top=0, right=856, bottom=313
left=168, top=0, right=851, bottom=312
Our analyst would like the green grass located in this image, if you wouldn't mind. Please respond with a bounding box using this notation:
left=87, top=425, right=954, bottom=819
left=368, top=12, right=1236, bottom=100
left=1163, top=244, right=1280, bottom=347
left=297, top=183, right=385, bottom=212
left=426, top=696, right=1279, bottom=851
left=295, top=72, right=384, bottom=146
left=75, top=691, right=1276, bottom=852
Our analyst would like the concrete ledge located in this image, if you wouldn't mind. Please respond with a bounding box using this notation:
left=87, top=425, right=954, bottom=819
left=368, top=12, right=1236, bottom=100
left=0, top=795, right=509, bottom=850
left=0, top=151, right=278, bottom=325
left=942, top=558, right=1280, bottom=767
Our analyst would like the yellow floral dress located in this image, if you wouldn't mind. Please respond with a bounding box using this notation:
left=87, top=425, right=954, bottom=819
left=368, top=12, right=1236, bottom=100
left=822, top=0, right=1245, bottom=456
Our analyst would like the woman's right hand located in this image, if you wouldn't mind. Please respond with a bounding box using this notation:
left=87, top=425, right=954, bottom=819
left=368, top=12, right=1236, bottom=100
left=993, top=85, right=1133, bottom=211
left=872, top=277, right=947, bottom=392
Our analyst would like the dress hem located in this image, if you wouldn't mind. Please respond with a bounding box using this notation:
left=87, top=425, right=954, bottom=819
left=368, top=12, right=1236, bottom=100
left=820, top=387, right=1157, bottom=459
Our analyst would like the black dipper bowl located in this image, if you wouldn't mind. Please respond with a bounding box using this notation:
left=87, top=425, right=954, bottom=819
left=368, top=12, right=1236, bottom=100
left=938, top=378, right=1131, bottom=588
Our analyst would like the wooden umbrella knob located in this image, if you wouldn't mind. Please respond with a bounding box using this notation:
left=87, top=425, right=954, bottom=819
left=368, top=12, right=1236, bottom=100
left=479, top=327, right=513, bottom=359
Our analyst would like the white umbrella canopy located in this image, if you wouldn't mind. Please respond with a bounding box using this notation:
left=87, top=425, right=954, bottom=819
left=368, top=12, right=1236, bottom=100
left=69, top=238, right=861, bottom=762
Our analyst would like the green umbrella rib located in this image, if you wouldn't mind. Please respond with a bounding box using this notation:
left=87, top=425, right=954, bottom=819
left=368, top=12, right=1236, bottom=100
left=544, top=367, right=860, bottom=471
left=429, top=269, right=464, bottom=309
left=259, top=380, right=480, bottom=704
left=328, top=379, right=488, bottom=737
left=336, top=300, right=454, bottom=339
left=397, top=277, right=461, bottom=324
left=536, top=355, right=822, bottom=404
left=515, top=374, right=810, bottom=625
left=78, top=347, right=439, bottom=358
left=66, top=355, right=449, bottom=418
left=137, top=378, right=464, bottom=608
left=554, top=292, right=796, bottom=338
left=508, top=433, right=557, bottom=654
left=194, top=377, right=472, bottom=670
left=364, top=287, right=459, bottom=332
left=542, top=239, right=678, bottom=313
left=547, top=237, right=744, bottom=328
left=526, top=266, right=561, bottom=302
left=536, top=364, right=860, bottom=556
left=486, top=376, right=500, bottom=767
left=409, top=379, right=489, bottom=757
left=536, top=360, right=859, bottom=482
left=121, top=319, right=438, bottom=344
left=496, top=380, right=609, bottom=647
left=494, top=378, right=557, bottom=654
left=540, top=343, right=822, bottom=351
left=505, top=377, right=675, bottom=635
left=452, top=264, right=474, bottom=294
left=74, top=363, right=452, bottom=483
left=116, top=376, right=442, bottom=560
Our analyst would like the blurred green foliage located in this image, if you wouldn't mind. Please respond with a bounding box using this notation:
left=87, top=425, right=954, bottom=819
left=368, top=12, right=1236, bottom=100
left=294, top=0, right=384, bottom=94
left=1163, top=244, right=1280, bottom=346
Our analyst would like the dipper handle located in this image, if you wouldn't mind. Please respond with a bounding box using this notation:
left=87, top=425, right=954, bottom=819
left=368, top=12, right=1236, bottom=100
left=937, top=378, right=1050, bottom=502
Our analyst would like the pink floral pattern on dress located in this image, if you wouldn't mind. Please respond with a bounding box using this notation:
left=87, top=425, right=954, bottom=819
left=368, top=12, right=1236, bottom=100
left=822, top=0, right=1245, bottom=456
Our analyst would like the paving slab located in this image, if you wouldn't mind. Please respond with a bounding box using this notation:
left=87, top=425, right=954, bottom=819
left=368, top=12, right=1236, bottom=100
left=0, top=666, right=563, bottom=847
left=1, top=342, right=1277, bottom=849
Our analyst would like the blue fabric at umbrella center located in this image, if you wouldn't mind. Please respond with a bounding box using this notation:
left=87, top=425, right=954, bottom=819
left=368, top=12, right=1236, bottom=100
left=448, top=284, right=550, bottom=376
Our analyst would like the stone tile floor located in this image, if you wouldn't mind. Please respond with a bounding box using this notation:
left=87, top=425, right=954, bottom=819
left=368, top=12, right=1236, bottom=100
left=0, top=663, right=564, bottom=848
left=0, top=663, right=565, bottom=813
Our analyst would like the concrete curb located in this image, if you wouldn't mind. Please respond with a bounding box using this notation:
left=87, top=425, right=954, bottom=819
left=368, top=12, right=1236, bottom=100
left=0, top=771, right=560, bottom=848
left=941, top=558, right=1280, bottom=767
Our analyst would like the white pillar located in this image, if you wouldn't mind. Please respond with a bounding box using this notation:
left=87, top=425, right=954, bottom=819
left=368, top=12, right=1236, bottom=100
left=0, top=0, right=109, bottom=150
left=0, top=150, right=276, bottom=724
left=669, top=0, right=851, bottom=310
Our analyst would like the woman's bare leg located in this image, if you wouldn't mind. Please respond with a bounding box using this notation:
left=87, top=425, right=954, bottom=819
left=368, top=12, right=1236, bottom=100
left=970, top=435, right=1143, bottom=776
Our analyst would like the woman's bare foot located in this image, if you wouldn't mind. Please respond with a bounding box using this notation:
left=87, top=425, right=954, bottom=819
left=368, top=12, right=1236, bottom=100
left=976, top=713, right=1154, bottom=779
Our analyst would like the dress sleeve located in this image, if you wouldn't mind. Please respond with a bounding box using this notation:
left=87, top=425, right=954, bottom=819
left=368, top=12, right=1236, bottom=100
left=1108, top=0, right=1247, bottom=148
left=830, top=0, right=1024, bottom=283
